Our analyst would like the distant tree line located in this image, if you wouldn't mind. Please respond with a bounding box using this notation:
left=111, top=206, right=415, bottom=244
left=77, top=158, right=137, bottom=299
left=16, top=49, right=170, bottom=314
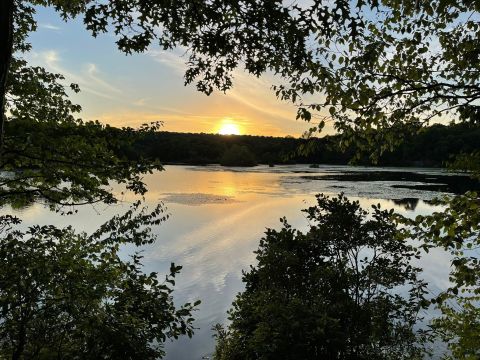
left=132, top=123, right=480, bottom=167
left=132, top=131, right=312, bottom=166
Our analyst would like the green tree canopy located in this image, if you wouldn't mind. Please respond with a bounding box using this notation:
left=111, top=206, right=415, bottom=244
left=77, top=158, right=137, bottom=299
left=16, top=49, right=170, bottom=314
left=0, top=2, right=168, bottom=208
left=214, top=194, right=429, bottom=360
left=262, top=1, right=480, bottom=161
left=401, top=192, right=480, bottom=358
left=0, top=202, right=199, bottom=360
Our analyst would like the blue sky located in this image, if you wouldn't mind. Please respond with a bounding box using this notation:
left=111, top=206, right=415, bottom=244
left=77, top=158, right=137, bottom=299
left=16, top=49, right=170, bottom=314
left=25, top=6, right=327, bottom=136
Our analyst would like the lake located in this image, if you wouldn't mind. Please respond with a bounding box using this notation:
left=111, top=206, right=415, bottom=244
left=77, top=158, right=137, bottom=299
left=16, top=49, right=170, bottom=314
left=7, top=164, right=472, bottom=359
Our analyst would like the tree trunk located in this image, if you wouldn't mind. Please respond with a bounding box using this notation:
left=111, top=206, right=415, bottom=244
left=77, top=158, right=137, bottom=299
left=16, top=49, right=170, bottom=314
left=0, top=0, right=15, bottom=150
left=12, top=322, right=26, bottom=360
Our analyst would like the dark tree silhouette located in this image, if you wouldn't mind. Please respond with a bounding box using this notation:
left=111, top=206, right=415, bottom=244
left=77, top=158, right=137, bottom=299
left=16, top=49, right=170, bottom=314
left=214, top=194, right=429, bottom=360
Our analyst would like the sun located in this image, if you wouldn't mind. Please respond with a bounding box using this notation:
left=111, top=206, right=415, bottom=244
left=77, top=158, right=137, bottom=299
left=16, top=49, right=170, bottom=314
left=217, top=119, right=241, bottom=135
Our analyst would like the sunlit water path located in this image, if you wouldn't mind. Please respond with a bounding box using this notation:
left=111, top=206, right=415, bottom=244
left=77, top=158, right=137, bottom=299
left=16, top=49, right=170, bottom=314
left=6, top=164, right=468, bottom=359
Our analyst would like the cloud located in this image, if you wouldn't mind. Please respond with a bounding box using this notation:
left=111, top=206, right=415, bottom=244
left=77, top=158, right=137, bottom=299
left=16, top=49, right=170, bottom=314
left=39, top=23, right=61, bottom=31
left=228, top=72, right=295, bottom=122
left=148, top=48, right=300, bottom=127
left=28, top=50, right=121, bottom=100
left=148, top=49, right=187, bottom=75
left=147, top=46, right=335, bottom=135
left=85, top=63, right=122, bottom=94
left=25, top=46, right=325, bottom=136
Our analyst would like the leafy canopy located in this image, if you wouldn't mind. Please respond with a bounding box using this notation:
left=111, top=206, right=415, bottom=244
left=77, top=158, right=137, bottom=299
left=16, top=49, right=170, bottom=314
left=268, top=1, right=480, bottom=161
left=0, top=202, right=199, bottom=360
left=400, top=192, right=480, bottom=359
left=214, top=194, right=429, bottom=360
left=0, top=2, right=168, bottom=209
left=8, top=1, right=480, bottom=157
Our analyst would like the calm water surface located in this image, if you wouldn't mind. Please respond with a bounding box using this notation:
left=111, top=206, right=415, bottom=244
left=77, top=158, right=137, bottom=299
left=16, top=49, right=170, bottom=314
left=8, top=165, right=461, bottom=359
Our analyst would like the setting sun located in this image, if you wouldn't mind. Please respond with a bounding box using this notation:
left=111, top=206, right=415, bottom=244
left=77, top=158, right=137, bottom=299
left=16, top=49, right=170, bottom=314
left=217, top=119, right=241, bottom=135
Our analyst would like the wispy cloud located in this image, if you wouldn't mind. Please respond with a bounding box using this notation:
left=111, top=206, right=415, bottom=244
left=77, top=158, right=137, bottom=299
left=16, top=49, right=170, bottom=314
left=85, top=63, right=122, bottom=94
left=25, top=46, right=321, bottom=136
left=147, top=45, right=336, bottom=135
left=148, top=49, right=187, bottom=74
left=148, top=48, right=302, bottom=129
left=39, top=23, right=61, bottom=31
left=29, top=50, right=121, bottom=100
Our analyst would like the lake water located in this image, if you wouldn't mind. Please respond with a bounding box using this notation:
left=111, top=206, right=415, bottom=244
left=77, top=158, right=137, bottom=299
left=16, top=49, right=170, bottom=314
left=7, top=164, right=469, bottom=359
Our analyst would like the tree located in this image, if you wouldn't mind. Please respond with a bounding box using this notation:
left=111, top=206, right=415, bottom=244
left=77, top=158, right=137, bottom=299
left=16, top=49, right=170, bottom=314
left=1, top=1, right=87, bottom=148
left=431, top=297, right=480, bottom=360
left=0, top=2, right=168, bottom=209
left=272, top=1, right=480, bottom=159
left=220, top=144, right=257, bottom=167
left=0, top=0, right=315, bottom=206
left=401, top=192, right=480, bottom=358
left=213, top=194, right=429, bottom=360
left=0, top=203, right=199, bottom=360
left=1, top=3, right=207, bottom=358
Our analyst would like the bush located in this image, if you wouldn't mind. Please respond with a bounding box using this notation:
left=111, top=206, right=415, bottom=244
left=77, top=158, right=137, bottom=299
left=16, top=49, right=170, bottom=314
left=0, top=204, right=199, bottom=360
left=213, top=194, right=428, bottom=360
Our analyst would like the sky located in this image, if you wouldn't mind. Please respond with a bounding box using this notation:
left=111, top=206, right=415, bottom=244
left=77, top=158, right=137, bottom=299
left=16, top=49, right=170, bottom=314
left=26, top=6, right=329, bottom=137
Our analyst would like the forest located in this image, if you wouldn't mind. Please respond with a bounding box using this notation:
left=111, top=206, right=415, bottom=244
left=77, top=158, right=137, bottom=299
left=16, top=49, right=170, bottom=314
left=134, top=123, right=480, bottom=167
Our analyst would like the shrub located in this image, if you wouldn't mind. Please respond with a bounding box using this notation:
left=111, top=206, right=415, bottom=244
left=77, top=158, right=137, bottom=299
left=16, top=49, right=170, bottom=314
left=214, top=194, right=428, bottom=360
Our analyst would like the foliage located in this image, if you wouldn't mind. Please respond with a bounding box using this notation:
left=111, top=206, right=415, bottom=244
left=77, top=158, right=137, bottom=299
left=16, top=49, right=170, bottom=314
left=213, top=194, right=429, bottom=360
left=81, top=0, right=312, bottom=95
left=432, top=296, right=480, bottom=360
left=270, top=1, right=480, bottom=161
left=399, top=192, right=480, bottom=357
left=0, top=4, right=203, bottom=359
left=219, top=144, right=257, bottom=167
left=0, top=203, right=199, bottom=359
left=448, top=151, right=480, bottom=180
left=3, top=50, right=162, bottom=209
left=135, top=123, right=480, bottom=168
left=3, top=0, right=316, bottom=106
